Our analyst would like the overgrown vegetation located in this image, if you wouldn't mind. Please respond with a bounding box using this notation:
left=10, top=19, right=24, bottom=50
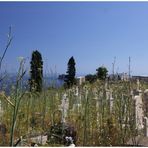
left=0, top=29, right=146, bottom=146
left=0, top=78, right=147, bottom=146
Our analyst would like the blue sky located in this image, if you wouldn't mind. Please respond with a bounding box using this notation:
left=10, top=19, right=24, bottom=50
left=0, top=2, right=148, bottom=76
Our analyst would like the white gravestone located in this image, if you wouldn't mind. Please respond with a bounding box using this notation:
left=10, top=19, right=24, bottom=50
left=144, top=117, right=148, bottom=137
left=133, top=90, right=144, bottom=130
left=60, top=93, right=69, bottom=123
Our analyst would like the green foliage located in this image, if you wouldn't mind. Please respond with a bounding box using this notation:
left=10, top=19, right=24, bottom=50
left=29, top=50, right=43, bottom=92
left=85, top=74, right=97, bottom=83
left=47, top=121, right=76, bottom=146
left=64, top=56, right=76, bottom=88
left=96, top=66, right=108, bottom=80
left=1, top=77, right=148, bottom=146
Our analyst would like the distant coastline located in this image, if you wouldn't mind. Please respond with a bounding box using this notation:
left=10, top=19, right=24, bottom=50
left=0, top=73, right=65, bottom=95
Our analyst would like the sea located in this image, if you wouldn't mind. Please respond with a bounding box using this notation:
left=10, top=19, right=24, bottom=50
left=0, top=73, right=64, bottom=95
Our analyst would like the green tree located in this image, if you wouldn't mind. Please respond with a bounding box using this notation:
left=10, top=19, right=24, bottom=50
left=29, top=50, right=43, bottom=92
left=64, top=56, right=76, bottom=88
left=96, top=66, right=108, bottom=80
left=85, top=74, right=97, bottom=83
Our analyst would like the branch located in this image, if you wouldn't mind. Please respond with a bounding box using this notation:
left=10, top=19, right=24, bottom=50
left=0, top=91, right=14, bottom=107
left=0, top=73, right=7, bottom=82
left=0, top=26, right=13, bottom=71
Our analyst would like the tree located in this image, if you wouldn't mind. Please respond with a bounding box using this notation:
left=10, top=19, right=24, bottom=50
left=64, top=56, right=76, bottom=88
left=85, top=74, right=97, bottom=83
left=29, top=50, right=43, bottom=92
left=96, top=66, right=108, bottom=80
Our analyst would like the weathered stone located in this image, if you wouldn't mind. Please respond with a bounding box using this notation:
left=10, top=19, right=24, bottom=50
left=133, top=90, right=144, bottom=129
left=144, top=117, right=148, bottom=137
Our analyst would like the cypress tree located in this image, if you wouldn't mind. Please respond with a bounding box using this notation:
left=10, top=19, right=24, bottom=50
left=65, top=56, right=76, bottom=88
left=29, top=50, right=43, bottom=92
